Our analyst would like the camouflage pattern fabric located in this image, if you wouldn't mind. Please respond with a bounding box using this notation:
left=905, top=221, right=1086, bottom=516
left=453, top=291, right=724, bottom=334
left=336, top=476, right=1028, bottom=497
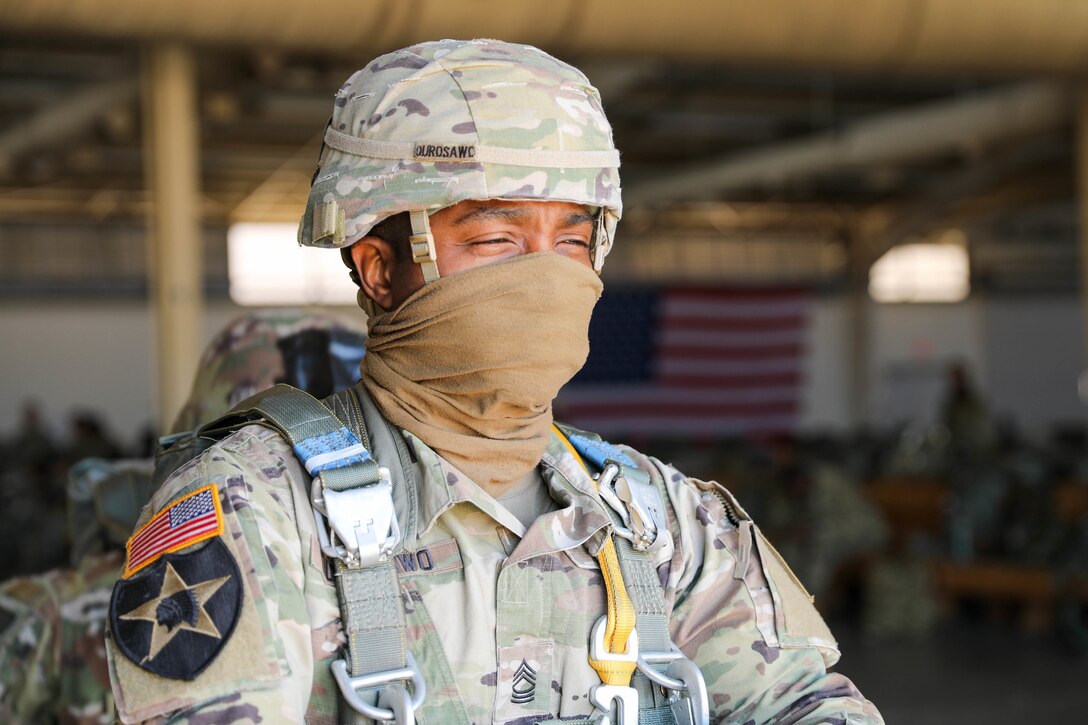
left=0, top=309, right=367, bottom=724
left=757, top=463, right=889, bottom=602
left=862, top=557, right=938, bottom=641
left=299, top=39, right=622, bottom=269
left=105, top=407, right=884, bottom=723
left=172, top=309, right=367, bottom=432
left=0, top=551, right=120, bottom=724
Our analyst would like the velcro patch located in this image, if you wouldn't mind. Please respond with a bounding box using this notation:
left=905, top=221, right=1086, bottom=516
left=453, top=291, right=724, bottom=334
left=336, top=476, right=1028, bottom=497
left=413, top=142, right=477, bottom=161
left=123, top=485, right=223, bottom=578
left=110, top=537, right=242, bottom=680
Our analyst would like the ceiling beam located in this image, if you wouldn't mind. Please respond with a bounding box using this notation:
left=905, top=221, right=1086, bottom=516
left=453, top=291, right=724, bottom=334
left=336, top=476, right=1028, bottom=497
left=0, top=76, right=138, bottom=174
left=6, top=1, right=1088, bottom=75
left=624, top=82, right=1070, bottom=207
left=858, top=138, right=1067, bottom=262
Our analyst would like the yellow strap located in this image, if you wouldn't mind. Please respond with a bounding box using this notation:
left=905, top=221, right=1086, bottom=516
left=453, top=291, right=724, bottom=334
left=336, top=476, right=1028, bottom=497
left=554, top=425, right=637, bottom=687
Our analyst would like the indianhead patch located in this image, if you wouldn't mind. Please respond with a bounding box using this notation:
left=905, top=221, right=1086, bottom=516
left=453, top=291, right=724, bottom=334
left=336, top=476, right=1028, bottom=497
left=109, top=537, right=242, bottom=680
left=123, top=484, right=223, bottom=578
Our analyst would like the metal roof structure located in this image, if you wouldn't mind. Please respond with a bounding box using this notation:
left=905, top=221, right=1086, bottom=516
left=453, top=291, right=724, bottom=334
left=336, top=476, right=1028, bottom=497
left=0, top=2, right=1082, bottom=295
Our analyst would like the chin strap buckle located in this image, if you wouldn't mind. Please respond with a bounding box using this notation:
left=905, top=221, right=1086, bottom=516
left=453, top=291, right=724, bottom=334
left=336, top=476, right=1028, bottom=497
left=409, top=209, right=440, bottom=284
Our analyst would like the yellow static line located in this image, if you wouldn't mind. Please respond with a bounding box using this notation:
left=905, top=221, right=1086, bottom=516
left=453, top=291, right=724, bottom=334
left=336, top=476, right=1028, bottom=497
left=552, top=425, right=637, bottom=686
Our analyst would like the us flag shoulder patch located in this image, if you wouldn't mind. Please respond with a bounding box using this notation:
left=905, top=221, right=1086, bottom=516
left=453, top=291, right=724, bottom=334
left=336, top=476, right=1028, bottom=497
left=123, top=484, right=224, bottom=578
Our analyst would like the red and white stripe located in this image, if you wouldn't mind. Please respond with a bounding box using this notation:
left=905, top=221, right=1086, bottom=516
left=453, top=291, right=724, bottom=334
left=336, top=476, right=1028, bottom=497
left=124, top=486, right=222, bottom=577
left=559, top=288, right=809, bottom=436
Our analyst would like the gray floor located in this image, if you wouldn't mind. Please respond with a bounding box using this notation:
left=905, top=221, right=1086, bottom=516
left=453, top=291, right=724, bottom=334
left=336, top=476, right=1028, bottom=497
left=832, top=621, right=1086, bottom=724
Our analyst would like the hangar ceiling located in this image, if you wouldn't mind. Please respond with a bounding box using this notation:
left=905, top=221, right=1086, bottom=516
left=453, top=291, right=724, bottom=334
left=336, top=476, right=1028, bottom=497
left=0, top=29, right=1078, bottom=295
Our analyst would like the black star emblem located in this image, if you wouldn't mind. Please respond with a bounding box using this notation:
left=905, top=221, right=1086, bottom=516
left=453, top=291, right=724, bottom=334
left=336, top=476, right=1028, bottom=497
left=110, top=537, right=243, bottom=680
left=119, top=562, right=230, bottom=662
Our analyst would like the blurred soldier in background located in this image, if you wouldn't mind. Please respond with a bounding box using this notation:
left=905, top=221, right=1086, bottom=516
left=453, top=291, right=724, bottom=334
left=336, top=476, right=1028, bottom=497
left=0, top=310, right=366, bottom=725
left=0, top=402, right=66, bottom=579
left=749, top=436, right=888, bottom=603
left=105, top=40, right=882, bottom=724
left=941, top=361, right=995, bottom=461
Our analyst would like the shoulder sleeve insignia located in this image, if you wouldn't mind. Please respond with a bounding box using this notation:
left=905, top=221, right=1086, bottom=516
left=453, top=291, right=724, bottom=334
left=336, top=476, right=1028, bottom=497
left=123, top=484, right=223, bottom=578
left=109, top=537, right=242, bottom=680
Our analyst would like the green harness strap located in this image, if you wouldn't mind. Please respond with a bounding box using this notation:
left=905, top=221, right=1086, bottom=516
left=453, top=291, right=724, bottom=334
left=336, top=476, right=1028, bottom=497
left=215, top=384, right=420, bottom=724
left=555, top=423, right=709, bottom=725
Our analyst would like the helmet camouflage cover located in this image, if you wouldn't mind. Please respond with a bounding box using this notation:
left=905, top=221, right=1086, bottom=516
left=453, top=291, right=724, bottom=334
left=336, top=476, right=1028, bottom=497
left=64, top=310, right=367, bottom=558
left=299, top=38, right=622, bottom=271
left=171, top=310, right=367, bottom=433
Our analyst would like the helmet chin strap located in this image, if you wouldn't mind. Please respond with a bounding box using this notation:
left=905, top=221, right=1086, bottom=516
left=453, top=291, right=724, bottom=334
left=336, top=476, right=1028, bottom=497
left=592, top=211, right=609, bottom=273
left=409, top=209, right=440, bottom=284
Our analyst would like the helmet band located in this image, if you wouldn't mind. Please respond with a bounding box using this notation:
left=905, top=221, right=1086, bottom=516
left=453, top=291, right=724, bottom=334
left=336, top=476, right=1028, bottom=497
left=324, top=127, right=620, bottom=169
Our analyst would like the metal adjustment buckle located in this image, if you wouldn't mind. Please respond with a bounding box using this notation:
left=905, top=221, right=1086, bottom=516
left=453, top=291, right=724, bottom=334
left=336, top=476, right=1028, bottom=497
left=311, top=466, right=400, bottom=568
left=332, top=653, right=426, bottom=723
left=589, top=615, right=640, bottom=725
left=597, top=463, right=668, bottom=553
left=409, top=232, right=437, bottom=264
left=637, top=648, right=710, bottom=725
left=664, top=658, right=710, bottom=725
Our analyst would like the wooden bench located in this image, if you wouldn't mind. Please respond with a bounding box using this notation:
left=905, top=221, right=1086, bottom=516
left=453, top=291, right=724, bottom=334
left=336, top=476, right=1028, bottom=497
left=863, top=478, right=1088, bottom=632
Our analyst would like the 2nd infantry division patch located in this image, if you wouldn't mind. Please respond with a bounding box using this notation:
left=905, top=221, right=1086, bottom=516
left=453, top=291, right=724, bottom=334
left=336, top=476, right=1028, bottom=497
left=110, top=537, right=242, bottom=680
left=110, top=485, right=242, bottom=680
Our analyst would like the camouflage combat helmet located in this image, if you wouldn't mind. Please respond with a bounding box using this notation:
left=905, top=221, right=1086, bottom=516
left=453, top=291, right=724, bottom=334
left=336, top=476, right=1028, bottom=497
left=171, top=310, right=367, bottom=432
left=299, top=38, right=622, bottom=286
left=62, top=311, right=369, bottom=559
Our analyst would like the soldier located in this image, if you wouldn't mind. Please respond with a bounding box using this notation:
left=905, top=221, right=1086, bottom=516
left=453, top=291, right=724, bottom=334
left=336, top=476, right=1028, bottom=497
left=0, top=311, right=367, bottom=724
left=105, top=40, right=883, bottom=724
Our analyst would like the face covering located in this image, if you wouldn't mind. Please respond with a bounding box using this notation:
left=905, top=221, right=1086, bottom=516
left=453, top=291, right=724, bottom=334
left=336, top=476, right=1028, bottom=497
left=360, top=252, right=603, bottom=492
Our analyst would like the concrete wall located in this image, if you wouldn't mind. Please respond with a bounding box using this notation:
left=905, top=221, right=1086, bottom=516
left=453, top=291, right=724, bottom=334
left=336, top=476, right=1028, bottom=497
left=2, top=295, right=1084, bottom=444
left=799, top=294, right=1082, bottom=435
left=0, top=300, right=357, bottom=447
left=984, top=296, right=1085, bottom=431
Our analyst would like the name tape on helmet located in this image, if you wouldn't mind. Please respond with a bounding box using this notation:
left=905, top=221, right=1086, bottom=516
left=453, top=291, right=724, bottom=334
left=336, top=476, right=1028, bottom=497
left=414, top=143, right=477, bottom=161
left=324, top=127, right=619, bottom=169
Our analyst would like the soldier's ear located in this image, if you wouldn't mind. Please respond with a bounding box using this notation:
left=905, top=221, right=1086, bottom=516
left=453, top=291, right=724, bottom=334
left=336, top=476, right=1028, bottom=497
left=349, top=236, right=396, bottom=311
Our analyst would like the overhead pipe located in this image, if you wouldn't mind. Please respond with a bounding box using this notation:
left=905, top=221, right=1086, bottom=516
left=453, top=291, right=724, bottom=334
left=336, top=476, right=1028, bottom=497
left=5, top=1, right=1088, bottom=75
left=625, top=82, right=1071, bottom=207
left=0, top=77, right=138, bottom=173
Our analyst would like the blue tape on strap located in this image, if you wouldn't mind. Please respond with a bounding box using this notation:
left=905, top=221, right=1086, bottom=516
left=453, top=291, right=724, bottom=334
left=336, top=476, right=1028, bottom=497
left=566, top=432, right=637, bottom=470
left=294, top=427, right=373, bottom=474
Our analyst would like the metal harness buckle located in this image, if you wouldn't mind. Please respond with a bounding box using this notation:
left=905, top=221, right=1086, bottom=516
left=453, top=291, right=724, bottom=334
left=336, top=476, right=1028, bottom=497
left=596, top=463, right=668, bottom=553
left=311, top=466, right=400, bottom=568
left=589, top=615, right=640, bottom=725
left=332, top=653, right=426, bottom=723
left=637, top=648, right=710, bottom=725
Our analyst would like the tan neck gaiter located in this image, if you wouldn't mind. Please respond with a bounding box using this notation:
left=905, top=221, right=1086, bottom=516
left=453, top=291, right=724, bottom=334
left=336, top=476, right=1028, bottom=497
left=360, top=252, right=603, bottom=492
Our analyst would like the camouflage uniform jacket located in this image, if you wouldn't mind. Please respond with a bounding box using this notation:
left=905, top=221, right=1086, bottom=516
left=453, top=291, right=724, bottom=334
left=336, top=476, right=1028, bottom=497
left=106, top=422, right=883, bottom=724
left=0, top=551, right=120, bottom=724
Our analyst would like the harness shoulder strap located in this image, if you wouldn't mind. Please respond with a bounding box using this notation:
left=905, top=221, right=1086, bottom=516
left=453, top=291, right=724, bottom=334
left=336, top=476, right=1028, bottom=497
left=192, top=384, right=423, bottom=724
left=555, top=423, right=709, bottom=725
left=341, top=384, right=420, bottom=546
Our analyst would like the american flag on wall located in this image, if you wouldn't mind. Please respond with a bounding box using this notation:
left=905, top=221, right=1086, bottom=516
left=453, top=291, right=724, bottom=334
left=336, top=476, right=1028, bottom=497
left=556, top=287, right=810, bottom=436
